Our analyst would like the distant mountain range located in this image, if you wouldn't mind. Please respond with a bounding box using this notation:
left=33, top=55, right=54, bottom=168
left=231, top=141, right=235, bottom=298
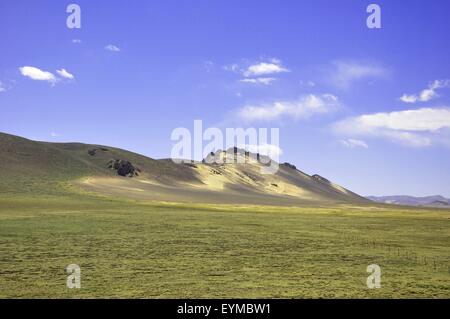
left=367, top=195, right=450, bottom=207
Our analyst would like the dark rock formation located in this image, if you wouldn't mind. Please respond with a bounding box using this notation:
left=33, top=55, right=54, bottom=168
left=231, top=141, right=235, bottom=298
left=283, top=162, right=297, bottom=170
left=312, top=174, right=330, bottom=184
left=210, top=169, right=222, bottom=175
left=107, top=159, right=139, bottom=177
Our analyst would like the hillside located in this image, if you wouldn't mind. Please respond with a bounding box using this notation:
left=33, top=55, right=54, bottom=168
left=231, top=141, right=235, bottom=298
left=0, top=132, right=368, bottom=205
left=1, top=132, right=449, bottom=299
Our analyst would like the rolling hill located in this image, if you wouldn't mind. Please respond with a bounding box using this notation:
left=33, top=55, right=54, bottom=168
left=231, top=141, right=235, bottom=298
left=1, top=132, right=449, bottom=299
left=0, top=132, right=369, bottom=206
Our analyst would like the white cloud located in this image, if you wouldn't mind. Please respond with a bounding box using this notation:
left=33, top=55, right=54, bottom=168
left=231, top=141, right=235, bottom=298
left=105, top=44, right=120, bottom=52
left=398, top=94, right=417, bottom=103
left=0, top=81, right=6, bottom=92
left=19, top=66, right=76, bottom=85
left=224, top=58, right=290, bottom=78
left=50, top=132, right=60, bottom=138
left=400, top=80, right=450, bottom=103
left=237, top=94, right=339, bottom=122
left=328, top=61, right=387, bottom=89
left=56, top=69, right=74, bottom=80
left=334, top=107, right=450, bottom=147
left=238, top=143, right=283, bottom=158
left=348, top=108, right=450, bottom=131
left=243, top=60, right=290, bottom=77
left=19, top=66, right=57, bottom=83
left=239, top=77, right=276, bottom=85
left=340, top=139, right=368, bottom=149
left=72, top=39, right=82, bottom=44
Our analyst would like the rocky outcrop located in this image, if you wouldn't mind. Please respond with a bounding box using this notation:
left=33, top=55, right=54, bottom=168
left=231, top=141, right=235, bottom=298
left=283, top=162, right=297, bottom=170
left=312, top=174, right=330, bottom=184
left=107, top=159, right=140, bottom=177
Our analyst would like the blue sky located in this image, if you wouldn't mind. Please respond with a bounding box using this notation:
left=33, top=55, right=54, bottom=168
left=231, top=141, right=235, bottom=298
left=1, top=0, right=450, bottom=197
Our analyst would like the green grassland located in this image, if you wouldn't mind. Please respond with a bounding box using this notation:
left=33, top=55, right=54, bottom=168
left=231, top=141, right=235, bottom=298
left=0, top=192, right=449, bottom=298
left=0, top=132, right=449, bottom=298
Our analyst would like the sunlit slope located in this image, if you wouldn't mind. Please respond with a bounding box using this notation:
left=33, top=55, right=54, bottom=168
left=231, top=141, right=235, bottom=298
left=0, top=132, right=197, bottom=195
left=0, top=132, right=368, bottom=205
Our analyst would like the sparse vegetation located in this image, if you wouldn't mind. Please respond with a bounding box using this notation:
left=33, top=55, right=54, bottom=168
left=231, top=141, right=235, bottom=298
left=0, top=132, right=449, bottom=298
left=0, top=193, right=449, bottom=298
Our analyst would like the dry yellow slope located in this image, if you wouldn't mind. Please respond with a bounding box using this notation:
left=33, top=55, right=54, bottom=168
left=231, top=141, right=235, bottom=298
left=0, top=132, right=368, bottom=206
left=77, top=149, right=369, bottom=206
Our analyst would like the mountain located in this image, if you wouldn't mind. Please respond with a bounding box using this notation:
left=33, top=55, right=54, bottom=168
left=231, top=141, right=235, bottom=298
left=367, top=195, right=450, bottom=208
left=0, top=132, right=369, bottom=206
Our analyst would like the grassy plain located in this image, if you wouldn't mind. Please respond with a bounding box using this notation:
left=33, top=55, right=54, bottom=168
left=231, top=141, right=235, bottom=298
left=0, top=191, right=448, bottom=298
left=0, top=133, right=448, bottom=298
